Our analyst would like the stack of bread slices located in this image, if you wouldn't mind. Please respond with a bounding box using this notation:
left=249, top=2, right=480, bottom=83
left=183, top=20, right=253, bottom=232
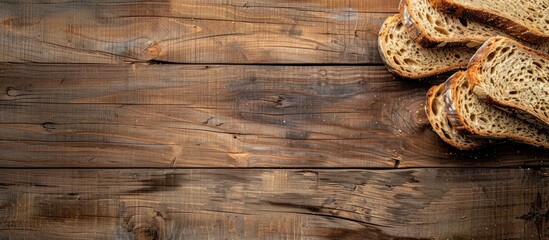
left=378, top=0, right=549, bottom=150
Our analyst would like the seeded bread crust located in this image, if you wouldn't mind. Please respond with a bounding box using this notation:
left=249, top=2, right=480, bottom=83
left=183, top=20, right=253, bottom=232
left=467, top=36, right=549, bottom=126
left=378, top=15, right=477, bottom=78
left=429, top=0, right=549, bottom=43
left=443, top=71, right=549, bottom=148
left=425, top=83, right=485, bottom=149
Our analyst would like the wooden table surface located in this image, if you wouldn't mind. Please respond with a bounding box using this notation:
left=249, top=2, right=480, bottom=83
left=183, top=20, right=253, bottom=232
left=0, top=0, right=547, bottom=239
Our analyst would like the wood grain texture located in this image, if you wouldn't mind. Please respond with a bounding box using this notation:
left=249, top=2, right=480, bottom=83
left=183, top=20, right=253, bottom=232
left=0, top=64, right=547, bottom=168
left=0, top=0, right=397, bottom=64
left=2, top=1, right=546, bottom=239
left=0, top=168, right=548, bottom=239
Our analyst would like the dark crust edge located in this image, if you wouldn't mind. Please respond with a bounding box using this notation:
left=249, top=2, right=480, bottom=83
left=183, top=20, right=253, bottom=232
left=442, top=71, right=495, bottom=141
left=378, top=15, right=409, bottom=78
left=400, top=1, right=440, bottom=48
left=449, top=71, right=496, bottom=138
left=429, top=0, right=549, bottom=43
left=425, top=84, right=482, bottom=150
left=442, top=71, right=469, bottom=131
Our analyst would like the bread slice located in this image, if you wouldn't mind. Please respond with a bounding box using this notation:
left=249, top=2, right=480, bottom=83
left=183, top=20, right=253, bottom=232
left=425, top=82, right=486, bottom=150
left=468, top=36, right=549, bottom=126
left=400, top=0, right=549, bottom=53
left=443, top=71, right=549, bottom=148
left=400, top=0, right=497, bottom=48
left=429, top=0, right=549, bottom=42
left=378, top=15, right=477, bottom=79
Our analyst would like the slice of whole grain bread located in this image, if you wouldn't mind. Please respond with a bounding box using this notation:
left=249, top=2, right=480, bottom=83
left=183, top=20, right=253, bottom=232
left=425, top=81, right=486, bottom=150
left=467, top=36, right=549, bottom=126
left=429, top=0, right=549, bottom=42
left=444, top=71, right=549, bottom=148
left=400, top=0, right=497, bottom=48
left=378, top=15, right=477, bottom=78
left=401, top=0, right=549, bottom=53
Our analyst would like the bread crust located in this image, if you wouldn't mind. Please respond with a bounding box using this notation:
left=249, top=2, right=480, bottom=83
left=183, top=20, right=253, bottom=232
left=400, top=0, right=483, bottom=48
left=442, top=72, right=496, bottom=140
left=429, top=0, right=549, bottom=43
left=425, top=83, right=484, bottom=149
left=400, top=1, right=442, bottom=48
left=378, top=16, right=407, bottom=77
left=467, top=36, right=549, bottom=126
left=441, top=72, right=468, bottom=131
left=378, top=15, right=469, bottom=79
left=445, top=71, right=493, bottom=136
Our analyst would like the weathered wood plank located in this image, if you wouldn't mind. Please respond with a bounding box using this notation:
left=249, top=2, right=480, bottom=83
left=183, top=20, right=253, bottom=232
left=0, top=168, right=547, bottom=239
left=0, top=64, right=547, bottom=167
left=0, top=0, right=397, bottom=64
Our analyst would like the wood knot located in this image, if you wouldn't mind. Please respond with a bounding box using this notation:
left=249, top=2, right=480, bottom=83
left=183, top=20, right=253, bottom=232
left=6, top=87, right=18, bottom=96
left=128, top=211, right=166, bottom=240
left=145, top=42, right=161, bottom=58
left=42, top=122, right=56, bottom=132
left=133, top=224, right=160, bottom=240
left=275, top=96, right=285, bottom=107
left=147, top=47, right=161, bottom=57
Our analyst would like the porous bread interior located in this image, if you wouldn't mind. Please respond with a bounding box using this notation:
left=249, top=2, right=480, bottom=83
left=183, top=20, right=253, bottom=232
left=445, top=0, right=549, bottom=35
left=406, top=0, right=498, bottom=40
left=426, top=84, right=483, bottom=149
left=454, top=72, right=549, bottom=147
left=379, top=15, right=476, bottom=78
left=473, top=38, right=549, bottom=125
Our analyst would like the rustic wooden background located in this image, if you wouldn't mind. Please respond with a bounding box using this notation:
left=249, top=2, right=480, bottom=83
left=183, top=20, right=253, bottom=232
left=0, top=0, right=548, bottom=239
